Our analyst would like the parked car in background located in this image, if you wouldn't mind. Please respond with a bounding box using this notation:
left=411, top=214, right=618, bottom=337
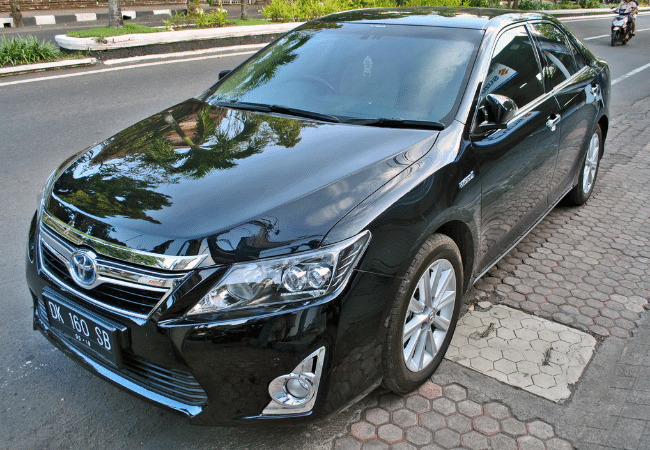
left=26, top=7, right=610, bottom=425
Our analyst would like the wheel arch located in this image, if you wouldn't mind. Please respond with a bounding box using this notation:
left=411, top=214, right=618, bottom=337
left=598, top=115, right=609, bottom=159
left=433, top=220, right=475, bottom=293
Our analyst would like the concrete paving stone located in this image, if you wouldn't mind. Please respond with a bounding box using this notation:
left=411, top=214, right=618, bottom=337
left=493, top=358, right=518, bottom=375
left=420, top=410, right=447, bottom=431
left=393, top=408, right=418, bottom=427
left=442, top=384, right=467, bottom=402
left=461, top=430, right=489, bottom=450
left=527, top=420, right=555, bottom=439
left=488, top=433, right=518, bottom=450
left=447, top=414, right=473, bottom=434
left=333, top=436, right=362, bottom=450
left=391, top=442, right=417, bottom=450
left=545, top=437, right=574, bottom=450
left=405, top=425, right=433, bottom=445
left=351, top=421, right=377, bottom=441
left=377, top=423, right=403, bottom=444
left=405, top=395, right=430, bottom=413
left=365, top=407, right=390, bottom=425
left=379, top=394, right=405, bottom=411
left=500, top=417, right=527, bottom=436
left=431, top=398, right=457, bottom=416
left=457, top=400, right=483, bottom=418
left=473, top=415, right=500, bottom=435
left=484, top=369, right=509, bottom=383
left=517, top=435, right=546, bottom=450
left=419, top=445, right=446, bottom=450
left=434, top=428, right=461, bottom=448
left=418, top=381, right=443, bottom=400
left=360, top=440, right=389, bottom=450
left=484, top=402, right=511, bottom=420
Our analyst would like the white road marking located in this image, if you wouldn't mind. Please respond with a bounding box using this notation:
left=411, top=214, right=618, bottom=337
left=103, top=43, right=265, bottom=65
left=561, top=11, right=650, bottom=22
left=584, top=27, right=650, bottom=40
left=612, top=61, right=650, bottom=85
left=0, top=51, right=257, bottom=88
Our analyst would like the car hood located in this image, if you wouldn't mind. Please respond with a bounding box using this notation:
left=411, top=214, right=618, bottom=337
left=45, top=98, right=439, bottom=266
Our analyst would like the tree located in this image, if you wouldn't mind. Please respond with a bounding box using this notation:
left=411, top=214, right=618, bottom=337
left=241, top=0, right=248, bottom=20
left=9, top=0, right=22, bottom=27
left=108, top=0, right=124, bottom=28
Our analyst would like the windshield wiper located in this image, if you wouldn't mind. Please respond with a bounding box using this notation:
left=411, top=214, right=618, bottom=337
left=216, top=101, right=340, bottom=123
left=344, top=117, right=445, bottom=131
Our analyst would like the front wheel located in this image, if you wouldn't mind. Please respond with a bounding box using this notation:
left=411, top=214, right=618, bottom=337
left=565, top=125, right=602, bottom=206
left=382, top=234, right=463, bottom=394
left=611, top=30, right=617, bottom=46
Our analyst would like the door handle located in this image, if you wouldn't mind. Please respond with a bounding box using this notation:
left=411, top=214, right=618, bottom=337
left=546, top=114, right=561, bottom=131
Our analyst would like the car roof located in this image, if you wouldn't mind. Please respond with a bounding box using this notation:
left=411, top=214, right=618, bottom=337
left=315, top=7, right=552, bottom=30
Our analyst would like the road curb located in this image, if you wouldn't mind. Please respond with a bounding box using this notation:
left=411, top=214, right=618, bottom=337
left=0, top=57, right=97, bottom=76
left=54, top=22, right=301, bottom=51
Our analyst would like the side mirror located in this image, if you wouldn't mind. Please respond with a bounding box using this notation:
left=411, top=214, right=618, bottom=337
left=219, top=70, right=232, bottom=80
left=472, top=94, right=517, bottom=135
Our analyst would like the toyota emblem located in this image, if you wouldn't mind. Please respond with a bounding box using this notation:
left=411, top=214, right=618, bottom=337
left=70, top=250, right=98, bottom=288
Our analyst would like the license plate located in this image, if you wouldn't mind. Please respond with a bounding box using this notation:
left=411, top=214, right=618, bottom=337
left=44, top=294, right=124, bottom=367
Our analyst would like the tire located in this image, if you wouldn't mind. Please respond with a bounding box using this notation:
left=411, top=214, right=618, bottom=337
left=565, top=125, right=602, bottom=206
left=611, top=30, right=617, bottom=46
left=382, top=234, right=463, bottom=394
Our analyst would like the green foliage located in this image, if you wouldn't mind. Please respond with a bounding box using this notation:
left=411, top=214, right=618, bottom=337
left=68, top=23, right=163, bottom=38
left=578, top=0, right=600, bottom=8
left=164, top=4, right=229, bottom=29
left=517, top=0, right=555, bottom=9
left=0, top=35, right=57, bottom=66
left=263, top=0, right=500, bottom=21
left=163, top=11, right=188, bottom=29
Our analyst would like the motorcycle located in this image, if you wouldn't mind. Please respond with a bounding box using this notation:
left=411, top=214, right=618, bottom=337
left=611, top=9, right=634, bottom=46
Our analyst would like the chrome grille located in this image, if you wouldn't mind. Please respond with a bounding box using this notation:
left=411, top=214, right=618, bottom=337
left=39, top=224, right=187, bottom=319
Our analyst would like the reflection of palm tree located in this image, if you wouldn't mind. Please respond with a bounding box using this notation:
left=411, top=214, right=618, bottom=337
left=209, top=30, right=317, bottom=100
left=53, top=99, right=317, bottom=223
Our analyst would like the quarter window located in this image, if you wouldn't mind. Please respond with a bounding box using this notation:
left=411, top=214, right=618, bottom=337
left=528, top=23, right=579, bottom=89
left=482, top=26, right=545, bottom=108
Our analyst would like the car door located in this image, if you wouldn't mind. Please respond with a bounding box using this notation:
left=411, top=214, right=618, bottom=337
left=527, top=21, right=603, bottom=205
left=472, top=25, right=562, bottom=273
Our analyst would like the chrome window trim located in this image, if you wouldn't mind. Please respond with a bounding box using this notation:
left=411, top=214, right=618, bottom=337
left=42, top=211, right=208, bottom=271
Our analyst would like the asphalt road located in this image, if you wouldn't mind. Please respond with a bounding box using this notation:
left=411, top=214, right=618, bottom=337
left=0, top=15, right=649, bottom=450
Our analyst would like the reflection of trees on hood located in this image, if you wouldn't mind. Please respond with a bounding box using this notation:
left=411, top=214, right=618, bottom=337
left=52, top=100, right=315, bottom=222
left=54, top=152, right=172, bottom=224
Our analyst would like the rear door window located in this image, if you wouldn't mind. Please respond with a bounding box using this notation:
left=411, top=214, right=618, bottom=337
left=482, top=26, right=545, bottom=109
left=528, top=23, right=580, bottom=89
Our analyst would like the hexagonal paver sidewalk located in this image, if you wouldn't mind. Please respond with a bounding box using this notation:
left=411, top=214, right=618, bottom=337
left=333, top=382, right=573, bottom=450
left=446, top=302, right=596, bottom=402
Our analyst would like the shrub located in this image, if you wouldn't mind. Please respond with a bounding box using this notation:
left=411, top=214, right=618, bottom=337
left=517, top=0, right=555, bottom=9
left=0, top=35, right=57, bottom=66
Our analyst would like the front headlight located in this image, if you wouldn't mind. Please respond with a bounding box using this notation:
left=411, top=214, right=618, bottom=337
left=187, top=231, right=371, bottom=316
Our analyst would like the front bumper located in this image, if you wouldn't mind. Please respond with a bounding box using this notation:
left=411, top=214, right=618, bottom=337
left=26, top=219, right=394, bottom=425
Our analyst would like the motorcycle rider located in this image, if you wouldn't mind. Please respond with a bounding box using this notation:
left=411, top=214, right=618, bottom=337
left=614, top=0, right=638, bottom=36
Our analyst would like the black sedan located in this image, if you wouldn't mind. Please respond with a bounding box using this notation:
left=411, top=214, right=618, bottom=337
left=26, top=7, right=609, bottom=425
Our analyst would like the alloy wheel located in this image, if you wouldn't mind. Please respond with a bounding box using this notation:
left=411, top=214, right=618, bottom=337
left=402, top=259, right=456, bottom=372
left=582, top=132, right=600, bottom=194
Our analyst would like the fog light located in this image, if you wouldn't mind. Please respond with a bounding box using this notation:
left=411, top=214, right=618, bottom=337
left=263, top=346, right=326, bottom=416
left=286, top=377, right=311, bottom=399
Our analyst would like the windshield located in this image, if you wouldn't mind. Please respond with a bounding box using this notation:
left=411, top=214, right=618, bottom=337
left=202, top=22, right=483, bottom=126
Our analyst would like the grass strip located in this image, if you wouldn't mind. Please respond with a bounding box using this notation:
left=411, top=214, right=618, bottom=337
left=68, top=23, right=163, bottom=38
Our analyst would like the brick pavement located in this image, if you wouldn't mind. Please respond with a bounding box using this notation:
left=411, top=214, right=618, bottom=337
left=329, top=97, right=650, bottom=450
